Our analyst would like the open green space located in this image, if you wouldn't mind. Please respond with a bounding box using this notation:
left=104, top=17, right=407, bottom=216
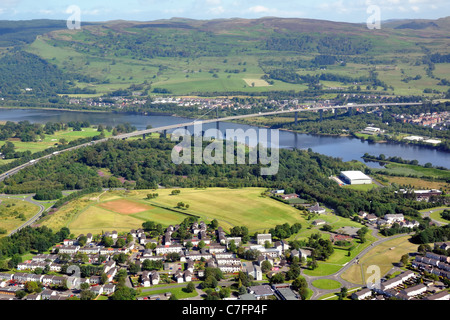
left=0, top=198, right=40, bottom=236
left=139, top=285, right=199, bottom=299
left=39, top=187, right=306, bottom=235
left=340, top=235, right=418, bottom=285
left=0, top=126, right=111, bottom=166
left=311, top=279, right=342, bottom=290
left=342, top=183, right=378, bottom=192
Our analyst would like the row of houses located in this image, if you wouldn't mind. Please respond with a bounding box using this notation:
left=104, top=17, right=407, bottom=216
left=0, top=272, right=76, bottom=288
left=357, top=212, right=420, bottom=229
left=352, top=270, right=450, bottom=300
left=412, top=252, right=450, bottom=279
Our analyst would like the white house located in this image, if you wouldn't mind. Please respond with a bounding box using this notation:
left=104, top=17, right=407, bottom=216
left=384, top=214, right=404, bottom=224
left=256, top=234, right=272, bottom=245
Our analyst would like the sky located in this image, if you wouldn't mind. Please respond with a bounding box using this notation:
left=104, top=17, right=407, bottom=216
left=0, top=0, right=449, bottom=23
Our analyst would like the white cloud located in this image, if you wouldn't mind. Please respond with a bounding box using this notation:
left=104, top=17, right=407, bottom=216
left=247, top=5, right=271, bottom=14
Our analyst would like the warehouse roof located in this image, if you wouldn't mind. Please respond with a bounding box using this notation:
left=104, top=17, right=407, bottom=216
left=340, top=171, right=372, bottom=181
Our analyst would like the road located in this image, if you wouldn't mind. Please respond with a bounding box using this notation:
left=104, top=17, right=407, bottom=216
left=302, top=227, right=416, bottom=300
left=0, top=193, right=48, bottom=235
left=420, top=207, right=450, bottom=226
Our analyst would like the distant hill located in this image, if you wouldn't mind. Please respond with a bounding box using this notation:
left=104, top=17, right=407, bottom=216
left=0, top=19, right=98, bottom=47
left=0, top=16, right=448, bottom=98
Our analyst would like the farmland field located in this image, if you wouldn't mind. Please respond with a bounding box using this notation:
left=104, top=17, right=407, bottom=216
left=39, top=187, right=306, bottom=235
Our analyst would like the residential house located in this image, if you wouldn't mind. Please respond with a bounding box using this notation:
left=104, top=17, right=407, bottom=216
left=384, top=214, right=404, bottom=224
left=58, top=245, right=80, bottom=254
left=279, top=193, right=299, bottom=200
left=150, top=271, right=160, bottom=285
left=91, top=285, right=103, bottom=296
left=424, top=291, right=450, bottom=300
left=243, top=262, right=262, bottom=281
left=208, top=244, right=227, bottom=254
left=141, top=271, right=152, bottom=287
left=365, top=214, right=378, bottom=224
left=219, top=264, right=241, bottom=273
left=312, top=219, right=326, bottom=226
left=247, top=285, right=274, bottom=300
left=155, top=244, right=183, bottom=255
left=308, top=203, right=326, bottom=214
left=41, top=289, right=56, bottom=300
left=103, top=284, right=116, bottom=295
left=225, top=237, right=242, bottom=247
left=400, top=284, right=427, bottom=298
left=103, top=260, right=116, bottom=274
left=351, top=288, right=372, bottom=300
left=256, top=234, right=272, bottom=245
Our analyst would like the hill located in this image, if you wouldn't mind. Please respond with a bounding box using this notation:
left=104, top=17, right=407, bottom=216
left=0, top=17, right=448, bottom=98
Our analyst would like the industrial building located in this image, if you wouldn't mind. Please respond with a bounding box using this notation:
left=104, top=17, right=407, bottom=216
left=340, top=171, right=372, bottom=185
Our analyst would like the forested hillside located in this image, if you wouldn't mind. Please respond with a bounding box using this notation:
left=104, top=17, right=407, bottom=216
left=0, top=137, right=442, bottom=222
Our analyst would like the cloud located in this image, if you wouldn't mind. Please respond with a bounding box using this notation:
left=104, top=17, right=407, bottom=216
left=247, top=5, right=271, bottom=14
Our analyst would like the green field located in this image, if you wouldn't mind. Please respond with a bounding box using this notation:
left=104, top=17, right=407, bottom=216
left=342, top=184, right=378, bottom=192
left=40, top=187, right=306, bottom=235
left=139, top=285, right=199, bottom=299
left=0, top=198, right=40, bottom=236
left=0, top=126, right=111, bottom=166
left=377, top=162, right=450, bottom=180
left=340, top=236, right=418, bottom=285
left=311, top=279, right=342, bottom=290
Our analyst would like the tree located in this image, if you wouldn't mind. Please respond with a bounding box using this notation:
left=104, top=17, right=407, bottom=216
left=307, top=259, right=318, bottom=270
left=15, top=290, right=27, bottom=299
left=269, top=272, right=285, bottom=285
left=185, top=281, right=195, bottom=293
left=286, top=261, right=301, bottom=280
left=129, top=262, right=140, bottom=275
left=100, top=272, right=108, bottom=285
left=201, top=276, right=218, bottom=289
left=80, top=289, right=96, bottom=300
left=210, top=219, right=219, bottom=229
left=198, top=240, right=206, bottom=250
left=338, top=286, right=348, bottom=300
left=25, top=281, right=41, bottom=293
left=78, top=236, right=87, bottom=247
left=185, top=241, right=193, bottom=250
left=142, top=220, right=156, bottom=231
left=356, top=227, right=369, bottom=243
left=400, top=254, right=409, bottom=266
left=110, top=287, right=137, bottom=300
left=261, top=260, right=272, bottom=273
left=115, top=238, right=126, bottom=248
left=102, top=236, right=114, bottom=247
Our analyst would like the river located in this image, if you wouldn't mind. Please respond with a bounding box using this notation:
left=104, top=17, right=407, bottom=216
left=0, top=108, right=448, bottom=169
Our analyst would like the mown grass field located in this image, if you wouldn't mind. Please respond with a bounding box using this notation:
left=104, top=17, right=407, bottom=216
left=311, top=279, right=342, bottom=290
left=340, top=235, right=418, bottom=285
left=40, top=187, right=306, bottom=235
left=342, top=183, right=379, bottom=192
